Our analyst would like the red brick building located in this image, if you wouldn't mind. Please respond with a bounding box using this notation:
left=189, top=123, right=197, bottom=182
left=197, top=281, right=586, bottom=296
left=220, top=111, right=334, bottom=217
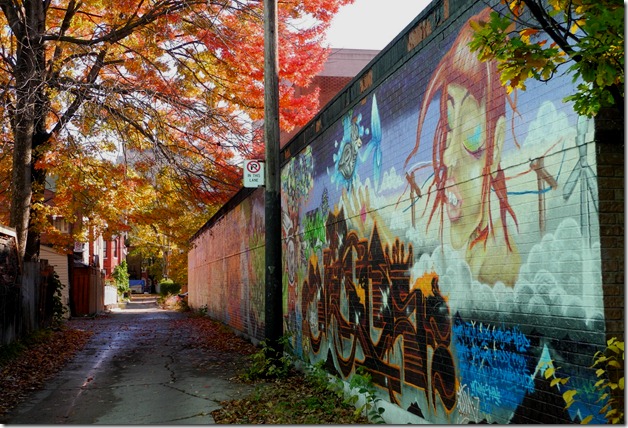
left=280, top=48, right=379, bottom=146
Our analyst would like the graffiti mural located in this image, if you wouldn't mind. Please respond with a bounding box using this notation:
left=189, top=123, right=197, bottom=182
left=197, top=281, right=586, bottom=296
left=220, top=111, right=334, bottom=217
left=301, top=208, right=456, bottom=414
left=281, top=4, right=607, bottom=425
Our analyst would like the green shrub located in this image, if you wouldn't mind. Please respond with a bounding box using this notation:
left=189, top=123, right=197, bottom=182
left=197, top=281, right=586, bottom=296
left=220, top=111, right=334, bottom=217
left=50, top=271, right=68, bottom=327
left=159, top=279, right=181, bottom=296
left=112, top=261, right=130, bottom=296
left=242, top=335, right=294, bottom=381
left=546, top=337, right=624, bottom=424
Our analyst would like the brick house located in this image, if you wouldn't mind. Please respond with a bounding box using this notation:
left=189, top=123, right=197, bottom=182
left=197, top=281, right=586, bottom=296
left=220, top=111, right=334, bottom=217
left=280, top=48, right=380, bottom=147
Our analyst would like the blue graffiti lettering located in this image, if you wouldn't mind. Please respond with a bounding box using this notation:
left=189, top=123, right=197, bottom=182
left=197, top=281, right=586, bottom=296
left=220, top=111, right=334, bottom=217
left=453, top=318, right=535, bottom=414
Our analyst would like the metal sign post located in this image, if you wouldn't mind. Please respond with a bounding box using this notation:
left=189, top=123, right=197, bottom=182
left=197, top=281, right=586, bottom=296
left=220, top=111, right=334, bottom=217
left=243, top=160, right=265, bottom=188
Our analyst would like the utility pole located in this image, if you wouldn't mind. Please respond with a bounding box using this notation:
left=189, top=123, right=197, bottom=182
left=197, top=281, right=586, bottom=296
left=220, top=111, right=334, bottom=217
left=263, top=0, right=283, bottom=356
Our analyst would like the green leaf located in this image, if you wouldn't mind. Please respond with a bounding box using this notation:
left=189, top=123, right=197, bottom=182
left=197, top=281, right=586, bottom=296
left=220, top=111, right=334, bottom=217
left=469, top=0, right=624, bottom=117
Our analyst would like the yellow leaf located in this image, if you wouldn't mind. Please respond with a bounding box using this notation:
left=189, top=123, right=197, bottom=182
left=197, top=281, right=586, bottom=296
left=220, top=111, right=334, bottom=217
left=509, top=0, right=523, bottom=16
left=544, top=367, right=555, bottom=379
left=469, top=20, right=486, bottom=32
left=607, top=360, right=621, bottom=368
left=581, top=415, right=593, bottom=424
left=550, top=377, right=568, bottom=387
left=563, top=390, right=577, bottom=403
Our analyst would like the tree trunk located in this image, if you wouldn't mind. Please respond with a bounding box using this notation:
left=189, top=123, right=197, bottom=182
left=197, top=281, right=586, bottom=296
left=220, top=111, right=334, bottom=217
left=9, top=92, right=35, bottom=263
left=8, top=0, right=48, bottom=264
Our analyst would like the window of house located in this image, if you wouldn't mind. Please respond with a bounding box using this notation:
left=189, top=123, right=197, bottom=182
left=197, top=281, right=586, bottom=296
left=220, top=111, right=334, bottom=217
left=113, top=239, right=118, bottom=258
left=53, top=217, right=69, bottom=233
left=103, top=243, right=108, bottom=259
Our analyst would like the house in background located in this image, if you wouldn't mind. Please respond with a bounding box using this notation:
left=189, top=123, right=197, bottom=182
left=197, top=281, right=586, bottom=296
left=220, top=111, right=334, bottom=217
left=39, top=189, right=71, bottom=314
left=40, top=186, right=127, bottom=316
left=101, top=235, right=127, bottom=278
left=280, top=48, right=380, bottom=146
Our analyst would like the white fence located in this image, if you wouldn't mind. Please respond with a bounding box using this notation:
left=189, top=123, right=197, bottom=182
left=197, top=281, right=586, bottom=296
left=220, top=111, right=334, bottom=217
left=104, top=285, right=118, bottom=307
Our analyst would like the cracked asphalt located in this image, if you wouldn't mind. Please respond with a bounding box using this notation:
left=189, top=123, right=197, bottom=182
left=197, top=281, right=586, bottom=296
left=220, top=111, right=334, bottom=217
left=4, top=296, right=254, bottom=424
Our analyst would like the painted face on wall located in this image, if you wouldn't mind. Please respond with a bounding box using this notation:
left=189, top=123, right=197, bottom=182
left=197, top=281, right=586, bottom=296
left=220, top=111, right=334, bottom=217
left=443, top=84, right=487, bottom=250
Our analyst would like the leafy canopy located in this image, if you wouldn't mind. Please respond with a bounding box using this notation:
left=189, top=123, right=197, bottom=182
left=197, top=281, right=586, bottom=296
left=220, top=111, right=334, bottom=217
left=469, top=0, right=624, bottom=117
left=0, top=0, right=353, bottom=263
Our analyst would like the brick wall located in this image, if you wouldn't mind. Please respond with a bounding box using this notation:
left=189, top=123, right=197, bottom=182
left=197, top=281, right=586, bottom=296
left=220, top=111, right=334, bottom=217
left=280, top=49, right=379, bottom=147
left=595, top=107, right=624, bottom=340
left=280, top=75, right=353, bottom=146
left=188, top=0, right=622, bottom=423
left=188, top=189, right=266, bottom=343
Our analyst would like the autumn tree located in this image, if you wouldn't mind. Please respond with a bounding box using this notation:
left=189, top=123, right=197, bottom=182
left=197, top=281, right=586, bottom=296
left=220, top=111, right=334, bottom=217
left=469, top=0, right=624, bottom=117
left=0, top=0, right=352, bottom=263
left=125, top=167, right=216, bottom=286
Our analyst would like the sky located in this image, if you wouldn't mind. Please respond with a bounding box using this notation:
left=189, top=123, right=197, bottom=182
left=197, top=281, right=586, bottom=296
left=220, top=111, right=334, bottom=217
left=324, top=0, right=433, bottom=50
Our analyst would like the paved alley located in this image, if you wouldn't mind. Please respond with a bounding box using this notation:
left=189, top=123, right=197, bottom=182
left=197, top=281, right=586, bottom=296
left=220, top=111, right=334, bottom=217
left=3, top=296, right=254, bottom=424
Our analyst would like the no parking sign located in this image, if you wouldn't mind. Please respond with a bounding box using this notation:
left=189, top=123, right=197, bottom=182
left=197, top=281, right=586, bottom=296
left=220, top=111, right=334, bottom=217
left=243, top=160, right=264, bottom=188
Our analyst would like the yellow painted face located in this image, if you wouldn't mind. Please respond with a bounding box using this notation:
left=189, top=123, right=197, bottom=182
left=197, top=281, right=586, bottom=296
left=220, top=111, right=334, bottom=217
left=442, top=84, right=488, bottom=250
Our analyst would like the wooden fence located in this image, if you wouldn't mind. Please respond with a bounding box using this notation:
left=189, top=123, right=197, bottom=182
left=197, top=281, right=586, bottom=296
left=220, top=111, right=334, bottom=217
left=70, top=265, right=104, bottom=316
left=0, top=254, right=57, bottom=346
left=0, top=226, right=108, bottom=346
